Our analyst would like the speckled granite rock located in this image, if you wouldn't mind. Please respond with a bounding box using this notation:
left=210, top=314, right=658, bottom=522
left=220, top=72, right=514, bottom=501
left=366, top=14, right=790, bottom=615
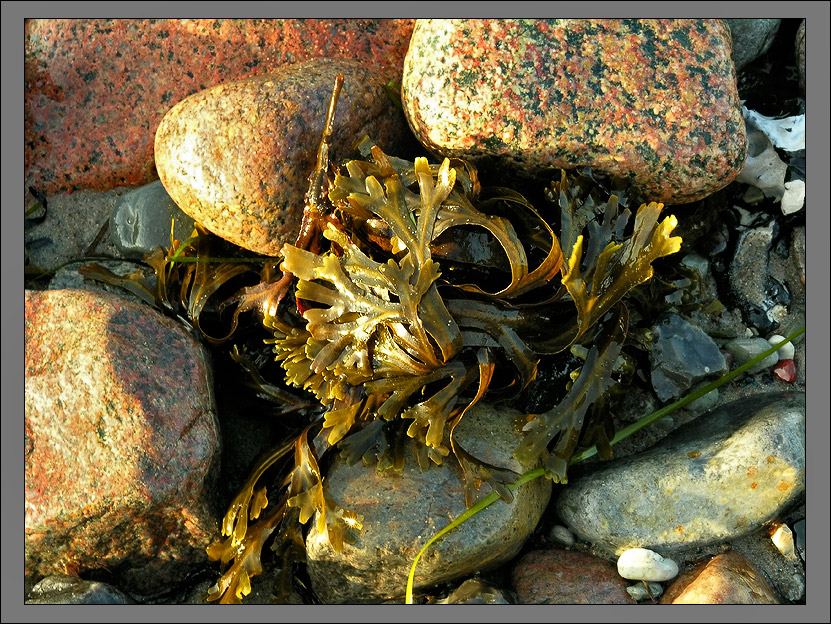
left=660, top=550, right=780, bottom=604
left=155, top=58, right=412, bottom=256
left=556, top=392, right=805, bottom=556
left=511, top=549, right=635, bottom=604
left=24, top=289, right=220, bottom=596
left=402, top=18, right=747, bottom=205
left=305, top=403, right=552, bottom=604
left=25, top=18, right=415, bottom=195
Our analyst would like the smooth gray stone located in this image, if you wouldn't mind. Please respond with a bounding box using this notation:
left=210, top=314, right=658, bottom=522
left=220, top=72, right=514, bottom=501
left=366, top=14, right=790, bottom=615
left=556, top=392, right=805, bottom=556
left=26, top=574, right=135, bottom=604
left=305, top=403, right=552, bottom=604
left=110, top=179, right=195, bottom=259
left=724, top=18, right=781, bottom=71
left=649, top=314, right=728, bottom=402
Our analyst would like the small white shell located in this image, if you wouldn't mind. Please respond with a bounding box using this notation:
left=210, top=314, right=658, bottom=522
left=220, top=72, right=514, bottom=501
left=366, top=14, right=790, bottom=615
left=617, top=548, right=679, bottom=582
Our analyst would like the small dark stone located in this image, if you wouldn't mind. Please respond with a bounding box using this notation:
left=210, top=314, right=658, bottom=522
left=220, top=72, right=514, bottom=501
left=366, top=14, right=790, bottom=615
left=110, top=179, right=196, bottom=259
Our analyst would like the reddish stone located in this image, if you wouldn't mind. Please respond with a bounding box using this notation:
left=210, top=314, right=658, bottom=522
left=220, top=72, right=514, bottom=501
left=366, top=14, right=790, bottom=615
left=660, top=550, right=780, bottom=603
left=511, top=548, right=635, bottom=604
left=773, top=359, right=797, bottom=383
left=25, top=19, right=415, bottom=196
left=154, top=57, right=412, bottom=257
left=402, top=19, right=747, bottom=205
left=24, top=289, right=220, bottom=595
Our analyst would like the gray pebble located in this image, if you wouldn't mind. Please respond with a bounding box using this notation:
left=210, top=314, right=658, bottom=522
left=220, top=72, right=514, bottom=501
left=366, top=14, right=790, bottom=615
left=556, top=392, right=805, bottom=556
left=110, top=179, right=196, bottom=260
left=724, top=336, right=780, bottom=374
left=724, top=19, right=781, bottom=71
left=649, top=314, right=728, bottom=402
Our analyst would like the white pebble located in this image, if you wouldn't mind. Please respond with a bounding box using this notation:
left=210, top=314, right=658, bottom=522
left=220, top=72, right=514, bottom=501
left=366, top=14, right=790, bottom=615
left=767, top=334, right=795, bottom=361
left=617, top=548, right=679, bottom=582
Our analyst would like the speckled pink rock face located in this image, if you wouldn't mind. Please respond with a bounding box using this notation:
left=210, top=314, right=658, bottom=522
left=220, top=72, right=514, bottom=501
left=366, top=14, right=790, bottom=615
left=24, top=289, right=220, bottom=594
left=154, top=57, right=412, bottom=257
left=511, top=548, right=635, bottom=604
left=402, top=19, right=747, bottom=205
left=25, top=18, right=415, bottom=195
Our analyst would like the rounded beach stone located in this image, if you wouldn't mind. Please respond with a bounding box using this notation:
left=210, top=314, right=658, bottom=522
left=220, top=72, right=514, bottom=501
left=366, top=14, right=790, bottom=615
left=617, top=547, right=679, bottom=581
left=402, top=18, right=747, bottom=205
left=154, top=57, right=412, bottom=256
left=25, top=18, right=415, bottom=195
left=26, top=574, right=136, bottom=605
left=659, top=550, right=780, bottom=604
left=555, top=392, right=805, bottom=556
left=723, top=19, right=781, bottom=71
left=304, top=403, right=552, bottom=604
left=512, top=549, right=635, bottom=604
left=110, top=179, right=196, bottom=260
left=24, top=289, right=220, bottom=595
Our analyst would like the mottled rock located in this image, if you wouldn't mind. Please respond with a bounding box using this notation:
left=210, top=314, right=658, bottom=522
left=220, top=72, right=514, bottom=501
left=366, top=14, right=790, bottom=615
left=660, top=550, right=780, bottom=604
left=512, top=549, right=634, bottom=604
left=556, top=392, right=805, bottom=556
left=111, top=180, right=196, bottom=259
left=305, top=403, right=551, bottom=604
left=724, top=19, right=781, bottom=71
left=26, top=574, right=136, bottom=605
left=25, top=18, right=415, bottom=195
left=402, top=18, right=746, bottom=205
left=155, top=58, right=412, bottom=256
left=649, top=314, right=728, bottom=402
left=25, top=289, right=220, bottom=595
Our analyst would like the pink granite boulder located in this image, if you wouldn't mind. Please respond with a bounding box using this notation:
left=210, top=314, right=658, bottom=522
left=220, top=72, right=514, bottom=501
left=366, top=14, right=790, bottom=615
left=24, top=289, right=220, bottom=596
left=401, top=19, right=747, bottom=205
left=25, top=18, right=414, bottom=196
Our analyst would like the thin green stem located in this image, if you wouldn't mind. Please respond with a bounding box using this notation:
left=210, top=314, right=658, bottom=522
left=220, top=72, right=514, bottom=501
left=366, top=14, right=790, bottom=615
left=404, top=324, right=805, bottom=603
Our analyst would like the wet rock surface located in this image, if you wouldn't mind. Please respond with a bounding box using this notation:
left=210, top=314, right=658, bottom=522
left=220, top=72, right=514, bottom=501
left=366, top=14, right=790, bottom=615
left=402, top=18, right=746, bottom=204
left=110, top=180, right=196, bottom=260
left=556, top=392, right=805, bottom=556
left=24, top=289, right=221, bottom=596
left=305, top=404, right=551, bottom=604
left=511, top=548, right=634, bottom=604
left=660, top=550, right=780, bottom=604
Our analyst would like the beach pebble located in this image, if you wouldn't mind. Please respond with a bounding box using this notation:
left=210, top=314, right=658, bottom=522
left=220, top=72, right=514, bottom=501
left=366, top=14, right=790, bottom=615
left=304, top=403, right=551, bottom=604
left=617, top=548, right=679, bottom=581
left=626, top=581, right=664, bottom=602
left=155, top=58, right=411, bottom=256
left=660, top=550, right=780, bottom=604
left=767, top=334, right=795, bottom=361
left=110, top=180, right=196, bottom=259
left=512, top=548, right=634, bottom=604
